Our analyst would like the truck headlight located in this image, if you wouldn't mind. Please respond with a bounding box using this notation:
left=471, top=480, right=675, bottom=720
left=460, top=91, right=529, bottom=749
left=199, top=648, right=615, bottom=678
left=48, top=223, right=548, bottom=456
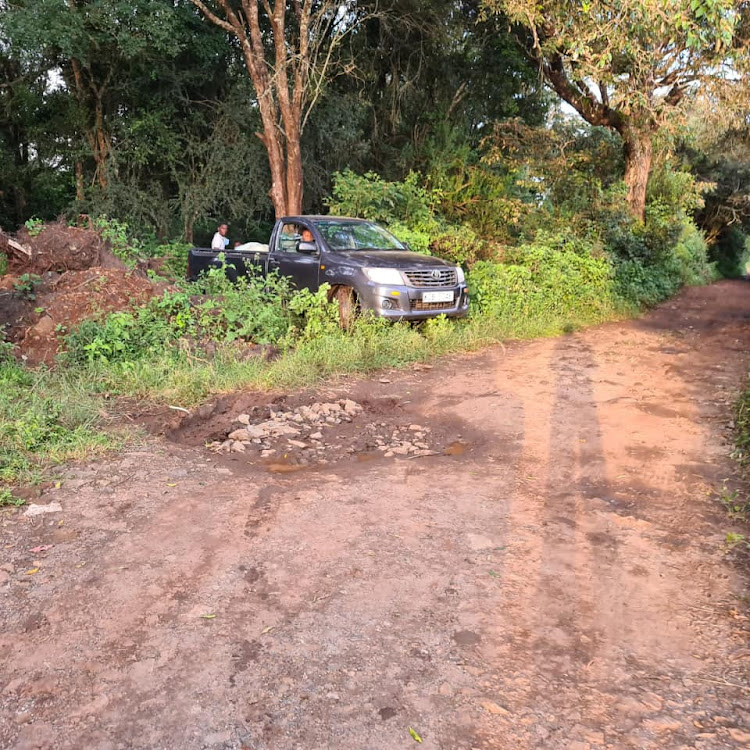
left=456, top=266, right=465, bottom=283
left=363, top=267, right=404, bottom=285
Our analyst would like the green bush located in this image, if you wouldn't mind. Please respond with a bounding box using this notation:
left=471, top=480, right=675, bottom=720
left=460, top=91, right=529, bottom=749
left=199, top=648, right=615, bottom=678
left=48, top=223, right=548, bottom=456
left=388, top=222, right=432, bottom=254
left=612, top=257, right=681, bottom=308
left=672, top=221, right=717, bottom=285
left=469, top=239, right=615, bottom=326
left=327, top=170, right=437, bottom=228
left=61, top=264, right=351, bottom=365
left=191, top=266, right=293, bottom=344
left=94, top=216, right=144, bottom=264
left=431, top=225, right=489, bottom=266
left=646, top=161, right=706, bottom=216
left=148, top=240, right=193, bottom=281
left=610, top=216, right=715, bottom=307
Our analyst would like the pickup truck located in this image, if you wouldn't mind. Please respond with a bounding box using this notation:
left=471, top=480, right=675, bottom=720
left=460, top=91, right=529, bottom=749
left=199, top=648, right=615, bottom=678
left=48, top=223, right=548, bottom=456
left=188, top=216, right=470, bottom=324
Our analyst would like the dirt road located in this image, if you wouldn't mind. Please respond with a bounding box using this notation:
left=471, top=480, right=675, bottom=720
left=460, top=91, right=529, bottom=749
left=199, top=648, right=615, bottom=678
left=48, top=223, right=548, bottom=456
left=2, top=281, right=750, bottom=750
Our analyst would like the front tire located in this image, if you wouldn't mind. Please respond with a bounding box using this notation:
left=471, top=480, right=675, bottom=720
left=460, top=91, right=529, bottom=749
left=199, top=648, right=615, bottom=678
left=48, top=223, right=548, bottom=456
left=333, top=286, right=358, bottom=330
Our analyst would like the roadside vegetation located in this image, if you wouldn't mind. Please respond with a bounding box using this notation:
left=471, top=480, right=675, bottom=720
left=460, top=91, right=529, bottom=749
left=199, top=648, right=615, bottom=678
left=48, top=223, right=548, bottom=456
left=1, top=1, right=749, bottom=498
left=725, top=376, right=750, bottom=552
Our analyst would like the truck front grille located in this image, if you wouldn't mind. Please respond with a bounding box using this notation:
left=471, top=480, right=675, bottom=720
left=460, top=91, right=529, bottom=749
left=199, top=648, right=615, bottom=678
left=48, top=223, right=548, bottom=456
left=404, top=268, right=457, bottom=287
left=410, top=298, right=456, bottom=311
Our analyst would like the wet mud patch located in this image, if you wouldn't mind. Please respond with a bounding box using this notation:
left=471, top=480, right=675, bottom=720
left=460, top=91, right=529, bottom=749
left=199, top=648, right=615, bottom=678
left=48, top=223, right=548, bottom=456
left=636, top=402, right=685, bottom=419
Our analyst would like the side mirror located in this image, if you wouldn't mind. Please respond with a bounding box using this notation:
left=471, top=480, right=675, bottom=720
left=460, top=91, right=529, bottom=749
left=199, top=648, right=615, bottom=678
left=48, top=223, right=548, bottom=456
left=402, top=242, right=411, bottom=251
left=298, top=240, right=318, bottom=254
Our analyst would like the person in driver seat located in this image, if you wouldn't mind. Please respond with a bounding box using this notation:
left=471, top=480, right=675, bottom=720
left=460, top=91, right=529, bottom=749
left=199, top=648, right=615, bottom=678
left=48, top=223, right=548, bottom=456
left=301, top=228, right=314, bottom=243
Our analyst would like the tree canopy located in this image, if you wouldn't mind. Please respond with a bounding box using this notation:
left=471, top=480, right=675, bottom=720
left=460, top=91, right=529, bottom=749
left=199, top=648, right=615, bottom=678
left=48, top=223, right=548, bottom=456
left=0, top=0, right=747, bottom=259
left=482, top=0, right=750, bottom=219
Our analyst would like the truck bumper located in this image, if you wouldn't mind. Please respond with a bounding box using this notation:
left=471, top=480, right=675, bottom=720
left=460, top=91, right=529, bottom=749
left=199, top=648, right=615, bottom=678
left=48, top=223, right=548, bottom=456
left=361, top=283, right=470, bottom=320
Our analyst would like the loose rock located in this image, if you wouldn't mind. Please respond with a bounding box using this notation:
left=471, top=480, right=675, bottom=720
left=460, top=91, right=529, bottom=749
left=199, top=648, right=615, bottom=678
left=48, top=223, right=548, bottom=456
left=24, top=502, right=63, bottom=517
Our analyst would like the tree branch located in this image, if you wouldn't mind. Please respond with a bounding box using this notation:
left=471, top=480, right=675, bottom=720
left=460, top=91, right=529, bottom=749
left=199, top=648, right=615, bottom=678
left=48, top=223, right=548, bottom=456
left=544, top=54, right=618, bottom=129
left=189, top=0, right=236, bottom=34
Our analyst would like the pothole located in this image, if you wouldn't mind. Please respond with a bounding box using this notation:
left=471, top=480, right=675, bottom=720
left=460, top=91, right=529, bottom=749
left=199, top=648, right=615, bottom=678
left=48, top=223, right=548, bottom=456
left=203, top=398, right=458, bottom=470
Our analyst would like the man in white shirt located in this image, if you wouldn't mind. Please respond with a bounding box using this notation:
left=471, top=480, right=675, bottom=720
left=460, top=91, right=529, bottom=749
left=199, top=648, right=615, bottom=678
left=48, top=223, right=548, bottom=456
left=211, top=223, right=229, bottom=250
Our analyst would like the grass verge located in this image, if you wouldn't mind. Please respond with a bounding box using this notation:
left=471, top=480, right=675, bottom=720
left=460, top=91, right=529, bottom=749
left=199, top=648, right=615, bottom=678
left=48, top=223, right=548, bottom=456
left=0, top=357, right=130, bottom=499
left=724, top=373, right=750, bottom=551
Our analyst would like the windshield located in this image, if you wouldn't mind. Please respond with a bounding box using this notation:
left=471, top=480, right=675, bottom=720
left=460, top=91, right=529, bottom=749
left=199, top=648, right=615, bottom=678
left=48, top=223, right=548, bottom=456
left=313, top=219, right=405, bottom=251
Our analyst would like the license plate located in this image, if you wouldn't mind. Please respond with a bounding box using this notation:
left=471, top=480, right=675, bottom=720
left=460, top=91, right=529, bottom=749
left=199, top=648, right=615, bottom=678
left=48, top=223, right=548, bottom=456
left=422, top=291, right=454, bottom=303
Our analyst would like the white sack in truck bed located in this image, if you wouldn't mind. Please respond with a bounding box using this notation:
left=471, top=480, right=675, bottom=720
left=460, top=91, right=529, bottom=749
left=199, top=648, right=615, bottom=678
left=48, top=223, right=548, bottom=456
left=234, top=242, right=269, bottom=253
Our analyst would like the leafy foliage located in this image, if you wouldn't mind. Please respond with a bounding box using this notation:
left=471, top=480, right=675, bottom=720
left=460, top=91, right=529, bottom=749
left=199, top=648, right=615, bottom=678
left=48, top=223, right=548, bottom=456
left=482, top=0, right=749, bottom=218
left=13, top=274, right=42, bottom=300
left=62, top=266, right=295, bottom=365
left=328, top=170, right=438, bottom=228
left=469, top=240, right=615, bottom=324
left=0, top=356, right=118, bottom=487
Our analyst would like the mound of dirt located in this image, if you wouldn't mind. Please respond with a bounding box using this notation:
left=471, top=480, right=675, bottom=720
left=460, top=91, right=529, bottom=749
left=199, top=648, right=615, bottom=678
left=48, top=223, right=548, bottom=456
left=0, top=221, right=167, bottom=365
left=18, top=268, right=162, bottom=365
left=0, top=221, right=127, bottom=275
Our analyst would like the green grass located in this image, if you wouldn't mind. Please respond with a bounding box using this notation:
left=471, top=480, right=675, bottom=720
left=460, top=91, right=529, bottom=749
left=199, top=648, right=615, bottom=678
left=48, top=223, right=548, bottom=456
left=70, top=304, right=620, bottom=405
left=0, top=358, right=131, bottom=491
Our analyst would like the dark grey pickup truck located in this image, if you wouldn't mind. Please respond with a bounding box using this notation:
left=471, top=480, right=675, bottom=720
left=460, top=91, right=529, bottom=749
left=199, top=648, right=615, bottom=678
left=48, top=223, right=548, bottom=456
left=188, top=216, right=469, bottom=323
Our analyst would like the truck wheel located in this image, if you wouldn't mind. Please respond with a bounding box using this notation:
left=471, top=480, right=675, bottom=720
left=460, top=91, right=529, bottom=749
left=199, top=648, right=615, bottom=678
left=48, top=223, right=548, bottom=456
left=334, top=286, right=358, bottom=329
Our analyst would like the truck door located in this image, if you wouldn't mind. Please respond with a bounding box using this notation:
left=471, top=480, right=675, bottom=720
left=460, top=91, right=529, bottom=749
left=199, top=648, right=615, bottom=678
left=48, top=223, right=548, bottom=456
left=268, top=220, right=321, bottom=291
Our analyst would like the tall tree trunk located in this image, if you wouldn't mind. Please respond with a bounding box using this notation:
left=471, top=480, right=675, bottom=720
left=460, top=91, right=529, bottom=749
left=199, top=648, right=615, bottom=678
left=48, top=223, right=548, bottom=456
left=622, top=127, right=652, bottom=222
left=184, top=211, right=195, bottom=244
left=75, top=161, right=85, bottom=201
left=257, top=127, right=289, bottom=219
left=190, top=0, right=334, bottom=220
left=284, top=121, right=303, bottom=216
left=238, top=29, right=289, bottom=218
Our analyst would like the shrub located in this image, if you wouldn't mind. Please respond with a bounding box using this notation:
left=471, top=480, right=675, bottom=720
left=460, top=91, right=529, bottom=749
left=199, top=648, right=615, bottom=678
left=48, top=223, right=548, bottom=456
left=389, top=222, right=432, bottom=255
left=24, top=217, right=44, bottom=237
left=431, top=225, right=488, bottom=267
left=94, top=216, right=144, bottom=263
left=469, top=238, right=615, bottom=326
left=612, top=257, right=682, bottom=308
left=610, top=216, right=715, bottom=307
left=192, top=266, right=293, bottom=345
left=284, top=285, right=340, bottom=343
left=327, top=170, right=437, bottom=227
left=61, top=264, right=348, bottom=365
left=672, top=221, right=716, bottom=285
left=148, top=240, right=193, bottom=281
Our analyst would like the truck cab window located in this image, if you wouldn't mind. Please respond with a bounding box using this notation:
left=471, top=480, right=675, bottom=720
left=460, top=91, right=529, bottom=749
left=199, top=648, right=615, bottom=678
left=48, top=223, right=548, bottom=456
left=277, top=222, right=308, bottom=253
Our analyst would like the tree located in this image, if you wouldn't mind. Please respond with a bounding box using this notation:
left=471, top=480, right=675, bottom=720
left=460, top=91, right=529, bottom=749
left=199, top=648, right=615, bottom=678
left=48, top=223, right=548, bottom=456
left=341, top=0, right=546, bottom=174
left=483, top=0, right=749, bottom=220
left=6, top=0, right=185, bottom=199
left=188, top=0, right=357, bottom=218
left=0, top=13, right=76, bottom=228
